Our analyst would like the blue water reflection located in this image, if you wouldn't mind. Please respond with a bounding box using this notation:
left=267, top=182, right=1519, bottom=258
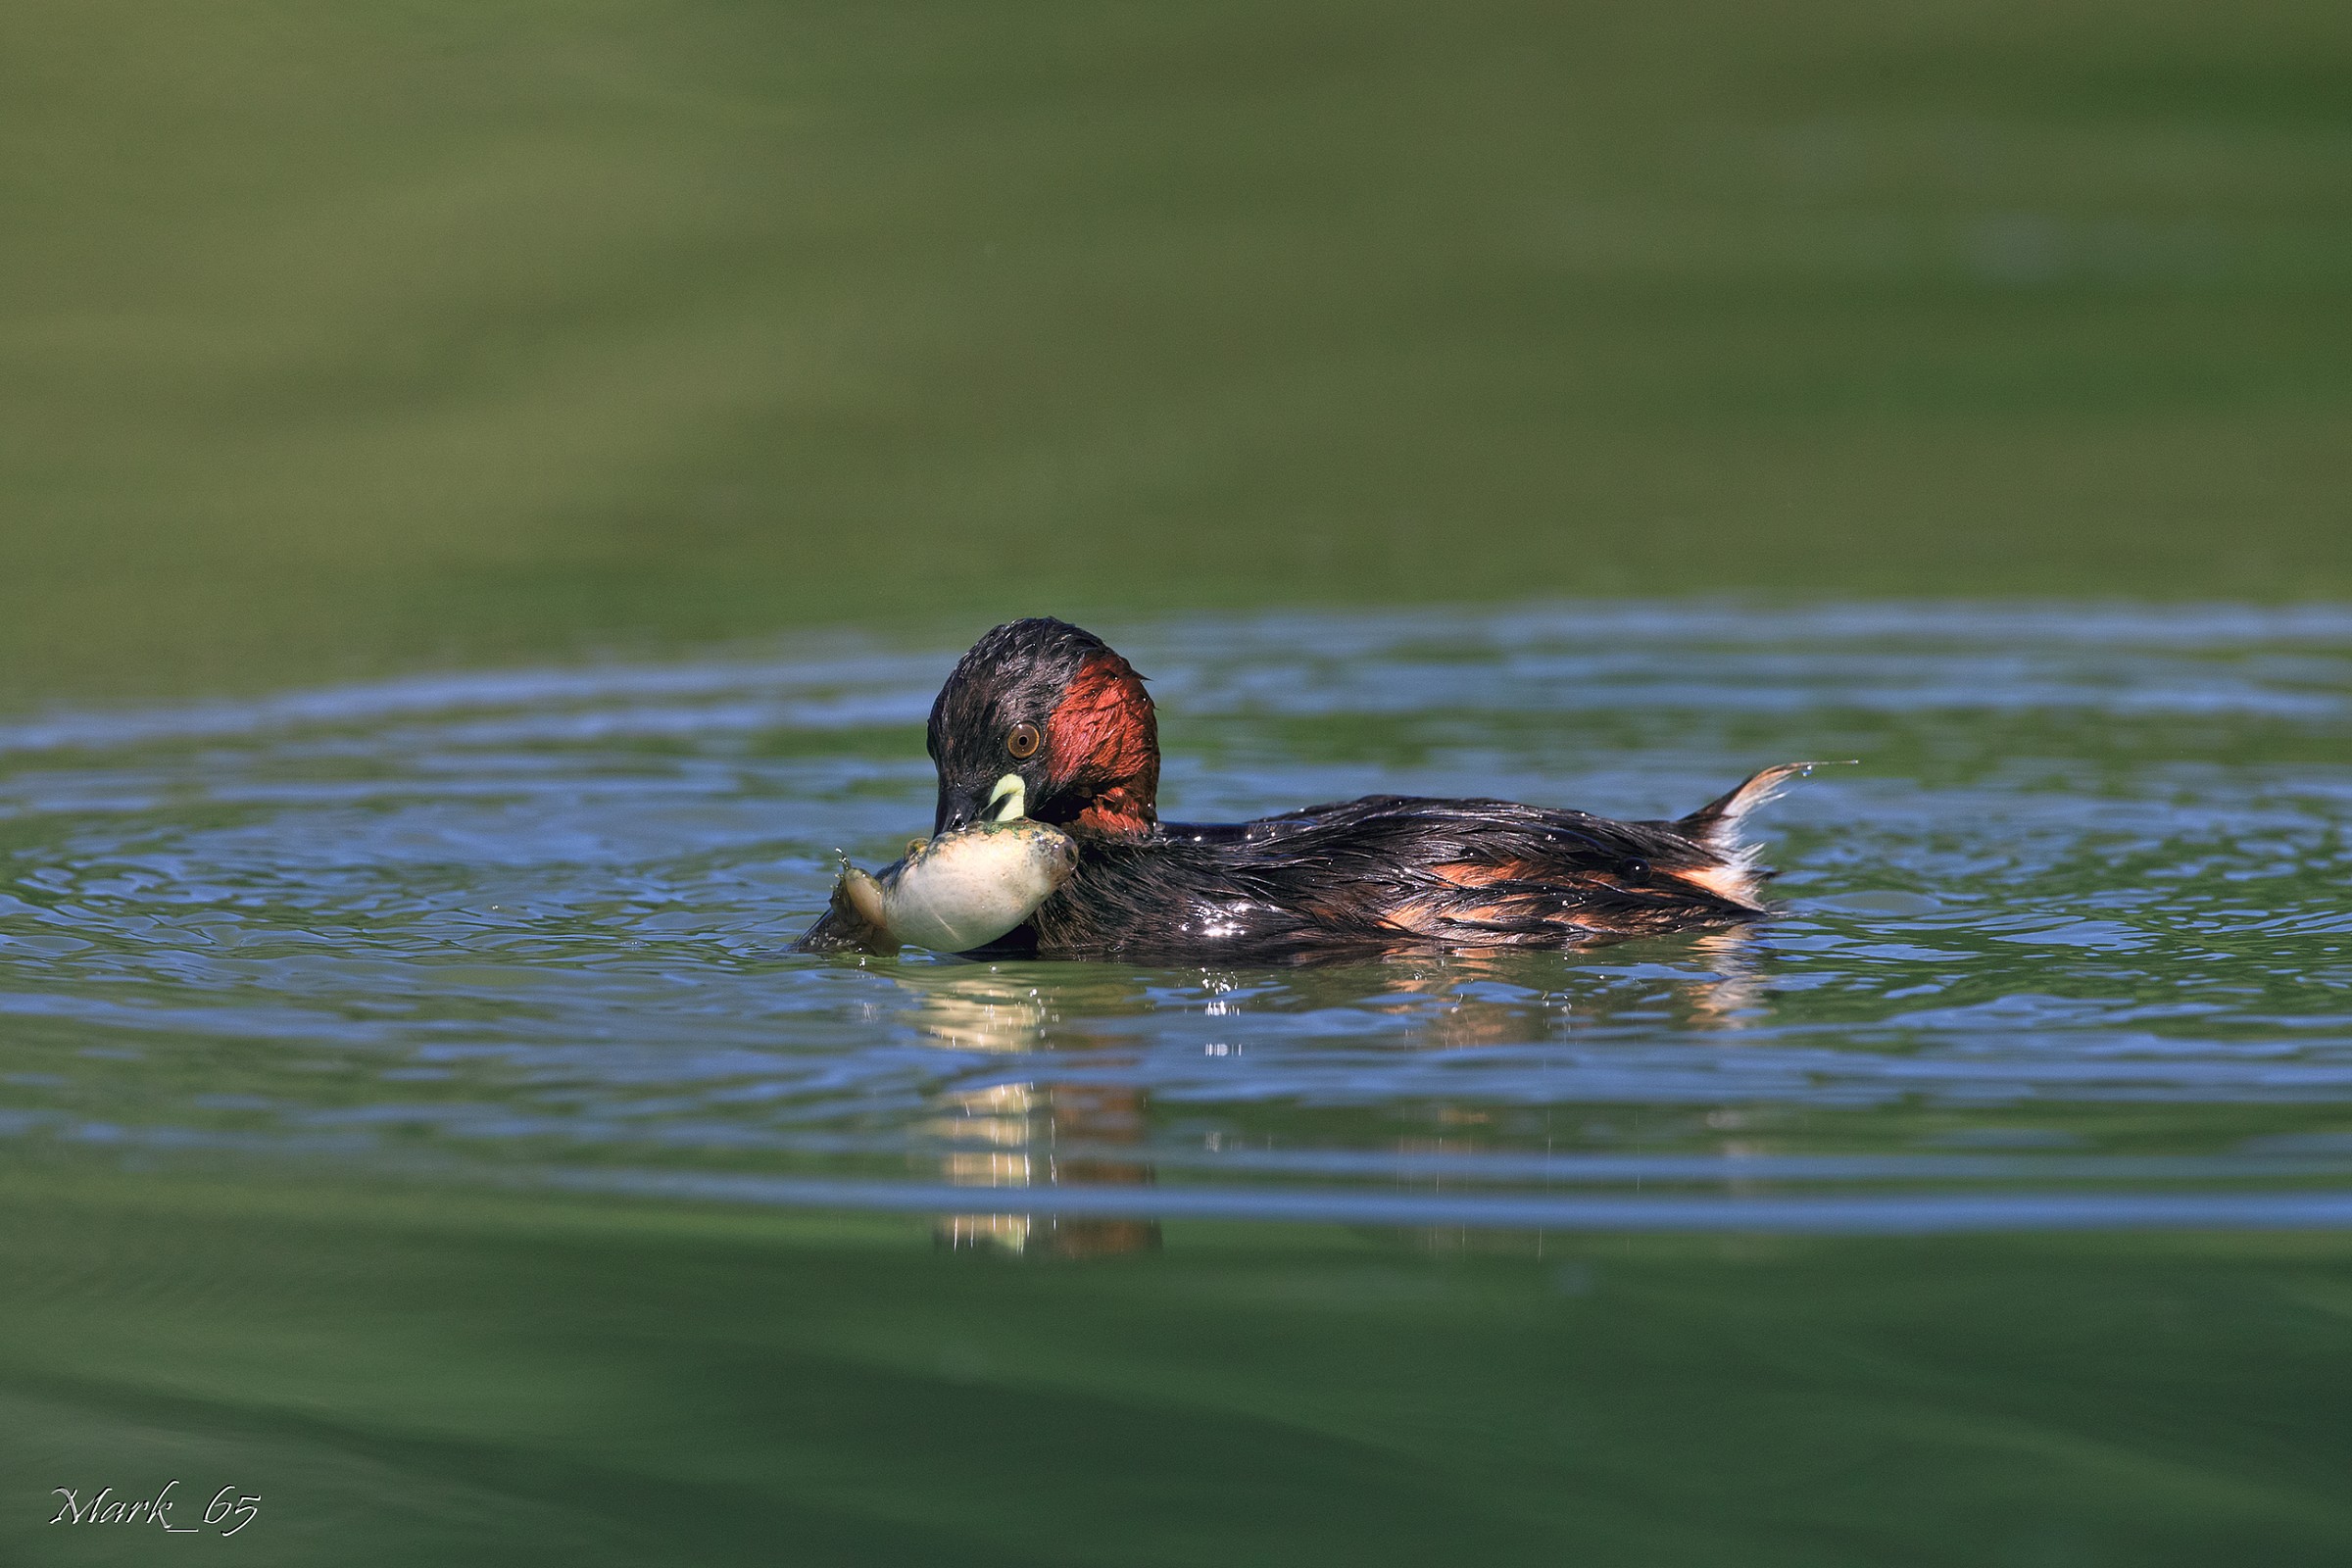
left=3, top=603, right=2349, bottom=1239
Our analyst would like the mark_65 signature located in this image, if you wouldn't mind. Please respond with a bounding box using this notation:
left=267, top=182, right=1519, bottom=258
left=48, top=1481, right=259, bottom=1535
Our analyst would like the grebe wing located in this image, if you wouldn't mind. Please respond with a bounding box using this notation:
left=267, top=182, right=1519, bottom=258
left=1157, top=795, right=1414, bottom=846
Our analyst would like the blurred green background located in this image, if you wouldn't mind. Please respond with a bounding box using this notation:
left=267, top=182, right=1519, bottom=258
left=4, top=0, right=2349, bottom=702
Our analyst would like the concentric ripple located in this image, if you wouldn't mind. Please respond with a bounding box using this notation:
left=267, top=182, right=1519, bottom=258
left=2, top=602, right=2349, bottom=1234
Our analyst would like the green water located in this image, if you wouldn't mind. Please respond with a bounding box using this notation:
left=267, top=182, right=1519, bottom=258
left=6, top=606, right=2352, bottom=1563
left=4, top=0, right=2349, bottom=701
left=11, top=1171, right=2352, bottom=1566
left=7, top=2, right=2352, bottom=1562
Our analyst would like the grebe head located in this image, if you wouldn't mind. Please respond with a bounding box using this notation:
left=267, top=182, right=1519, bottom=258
left=928, top=618, right=1159, bottom=840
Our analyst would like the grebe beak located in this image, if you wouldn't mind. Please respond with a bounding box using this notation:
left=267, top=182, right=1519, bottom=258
left=934, top=769, right=1034, bottom=835
left=984, top=773, right=1027, bottom=823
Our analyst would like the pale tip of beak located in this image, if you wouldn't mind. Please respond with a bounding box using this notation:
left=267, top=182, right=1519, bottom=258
left=985, top=773, right=1027, bottom=822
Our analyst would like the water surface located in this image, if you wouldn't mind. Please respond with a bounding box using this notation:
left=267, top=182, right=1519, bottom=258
left=6, top=602, right=2352, bottom=1562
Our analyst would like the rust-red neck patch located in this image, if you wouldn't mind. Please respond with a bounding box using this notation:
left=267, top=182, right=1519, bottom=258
left=1044, top=651, right=1158, bottom=838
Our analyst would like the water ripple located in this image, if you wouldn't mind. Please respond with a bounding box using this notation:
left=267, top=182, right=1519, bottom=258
left=3, top=601, right=2349, bottom=1231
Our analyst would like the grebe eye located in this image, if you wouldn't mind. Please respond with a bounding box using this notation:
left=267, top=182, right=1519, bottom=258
left=1005, top=722, right=1041, bottom=759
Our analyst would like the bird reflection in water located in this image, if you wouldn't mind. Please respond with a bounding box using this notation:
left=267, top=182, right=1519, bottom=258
left=886, top=932, right=1766, bottom=1257
left=899, top=965, right=1161, bottom=1258
left=1374, top=933, right=1770, bottom=1255
left=1319, top=931, right=1767, bottom=1051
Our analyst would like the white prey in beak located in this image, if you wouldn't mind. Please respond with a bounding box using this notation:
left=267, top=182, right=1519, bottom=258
left=835, top=813, right=1075, bottom=954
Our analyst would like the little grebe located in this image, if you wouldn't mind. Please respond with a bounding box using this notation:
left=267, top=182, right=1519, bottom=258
left=801, top=617, right=1825, bottom=962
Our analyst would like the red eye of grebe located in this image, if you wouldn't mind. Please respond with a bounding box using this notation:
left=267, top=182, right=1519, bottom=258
left=1006, top=722, right=1041, bottom=759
